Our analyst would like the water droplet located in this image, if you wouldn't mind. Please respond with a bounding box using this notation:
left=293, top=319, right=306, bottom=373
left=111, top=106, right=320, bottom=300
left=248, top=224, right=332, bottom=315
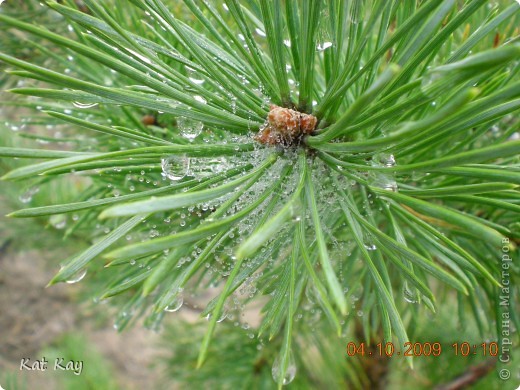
left=317, top=42, right=333, bottom=51
left=161, top=155, right=190, bottom=181
left=384, top=154, right=396, bottom=167
left=72, top=101, right=98, bottom=109
left=217, top=310, right=227, bottom=323
left=177, top=117, right=203, bottom=140
left=62, top=267, right=87, bottom=284
left=369, top=154, right=398, bottom=192
left=164, top=295, right=183, bottom=312
left=508, top=132, right=520, bottom=141
left=19, top=186, right=40, bottom=203
left=403, top=283, right=418, bottom=303
left=127, top=48, right=152, bottom=64
left=490, top=125, right=500, bottom=136
left=186, top=65, right=205, bottom=85
left=189, top=76, right=205, bottom=85
left=364, top=243, right=377, bottom=251
left=255, top=28, right=266, bottom=37
left=50, top=214, right=67, bottom=229
left=230, top=96, right=237, bottom=113
left=194, top=95, right=207, bottom=104
left=272, top=350, right=296, bottom=385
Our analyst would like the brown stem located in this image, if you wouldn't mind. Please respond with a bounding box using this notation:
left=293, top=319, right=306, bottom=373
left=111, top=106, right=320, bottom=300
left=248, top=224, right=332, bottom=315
left=434, top=358, right=497, bottom=390
left=354, top=321, right=390, bottom=390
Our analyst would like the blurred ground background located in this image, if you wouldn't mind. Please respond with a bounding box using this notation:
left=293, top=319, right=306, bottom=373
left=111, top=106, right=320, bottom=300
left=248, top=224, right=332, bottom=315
left=0, top=194, right=165, bottom=390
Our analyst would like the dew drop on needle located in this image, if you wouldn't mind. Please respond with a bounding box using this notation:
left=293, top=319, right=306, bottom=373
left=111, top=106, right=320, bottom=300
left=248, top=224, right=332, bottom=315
left=161, top=155, right=190, bottom=181
left=272, top=350, right=297, bottom=385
